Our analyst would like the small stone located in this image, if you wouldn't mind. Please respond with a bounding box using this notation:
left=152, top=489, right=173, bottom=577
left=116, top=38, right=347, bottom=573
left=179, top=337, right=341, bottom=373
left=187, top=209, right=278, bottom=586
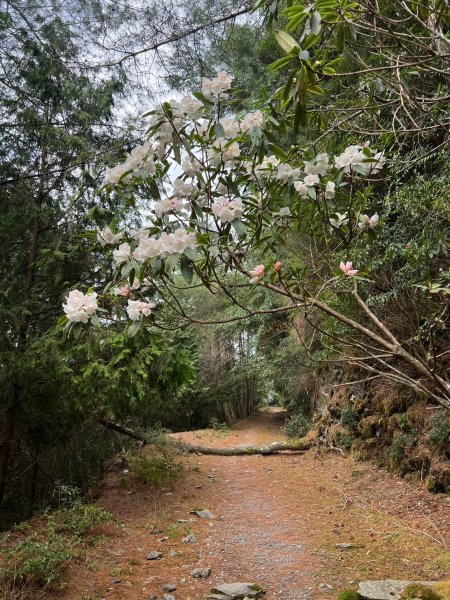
left=162, top=584, right=177, bottom=592
left=191, top=567, right=211, bottom=579
left=125, top=581, right=133, bottom=588
left=319, top=584, right=334, bottom=592
left=180, top=577, right=186, bottom=583
left=206, top=582, right=265, bottom=599
left=335, top=543, right=355, bottom=550
left=163, top=595, right=176, bottom=600
left=149, top=595, right=158, bottom=600
left=112, top=578, right=122, bottom=584
left=146, top=551, right=162, bottom=560
left=191, top=509, right=215, bottom=519
left=182, top=532, right=197, bottom=543
left=169, top=550, right=182, bottom=558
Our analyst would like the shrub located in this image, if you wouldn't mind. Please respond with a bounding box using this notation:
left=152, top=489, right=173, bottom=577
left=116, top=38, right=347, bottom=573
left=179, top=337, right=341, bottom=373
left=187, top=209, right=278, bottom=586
left=388, top=433, right=413, bottom=465
left=209, top=417, right=229, bottom=432
left=341, top=405, right=359, bottom=431
left=428, top=411, right=450, bottom=448
left=282, top=414, right=310, bottom=439
left=130, top=452, right=183, bottom=486
left=0, top=502, right=116, bottom=590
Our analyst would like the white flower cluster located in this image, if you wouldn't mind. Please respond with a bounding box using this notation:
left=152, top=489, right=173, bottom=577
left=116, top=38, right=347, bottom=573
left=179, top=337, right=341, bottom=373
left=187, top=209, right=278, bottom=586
left=63, top=290, right=98, bottom=323
left=113, top=243, right=132, bottom=265
left=202, top=71, right=233, bottom=100
left=211, top=196, right=243, bottom=223
left=181, top=156, right=203, bottom=177
left=104, top=141, right=155, bottom=185
left=126, top=300, right=156, bottom=321
left=154, top=198, right=183, bottom=218
left=209, top=139, right=241, bottom=165
left=241, top=110, right=264, bottom=133
left=133, top=229, right=197, bottom=263
left=97, top=226, right=122, bottom=246
left=335, top=145, right=385, bottom=174
left=217, top=111, right=264, bottom=139
left=173, top=178, right=195, bottom=197
left=359, top=213, right=379, bottom=229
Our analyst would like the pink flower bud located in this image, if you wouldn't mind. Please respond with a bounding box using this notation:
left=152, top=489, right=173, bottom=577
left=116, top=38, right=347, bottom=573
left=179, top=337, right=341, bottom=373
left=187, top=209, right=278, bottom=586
left=339, top=261, right=359, bottom=277
left=274, top=261, right=282, bottom=272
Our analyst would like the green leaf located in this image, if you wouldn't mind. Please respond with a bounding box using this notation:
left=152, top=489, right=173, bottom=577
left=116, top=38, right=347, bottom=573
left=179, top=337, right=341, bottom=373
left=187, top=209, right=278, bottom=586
left=310, top=11, right=322, bottom=34
left=57, top=315, right=68, bottom=327
left=275, top=30, right=300, bottom=54
left=180, top=256, right=194, bottom=284
left=127, top=320, right=141, bottom=337
left=91, top=314, right=101, bottom=328
left=232, top=220, right=247, bottom=239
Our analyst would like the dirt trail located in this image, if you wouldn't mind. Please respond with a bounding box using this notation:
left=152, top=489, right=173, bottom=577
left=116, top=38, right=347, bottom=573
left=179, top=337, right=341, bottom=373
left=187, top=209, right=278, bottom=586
left=58, top=409, right=449, bottom=600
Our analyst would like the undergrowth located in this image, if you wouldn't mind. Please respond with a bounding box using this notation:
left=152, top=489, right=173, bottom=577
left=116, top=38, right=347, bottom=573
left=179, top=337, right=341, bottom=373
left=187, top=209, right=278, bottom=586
left=282, top=413, right=310, bottom=439
left=130, top=450, right=183, bottom=486
left=0, top=499, right=117, bottom=595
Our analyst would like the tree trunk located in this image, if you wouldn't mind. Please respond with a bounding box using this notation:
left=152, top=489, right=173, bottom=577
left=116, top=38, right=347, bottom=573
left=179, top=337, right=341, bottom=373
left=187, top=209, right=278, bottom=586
left=0, top=386, right=20, bottom=502
left=97, top=418, right=312, bottom=455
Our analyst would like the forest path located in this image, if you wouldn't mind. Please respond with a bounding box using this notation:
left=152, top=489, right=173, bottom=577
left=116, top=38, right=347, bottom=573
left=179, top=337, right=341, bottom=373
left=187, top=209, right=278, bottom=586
left=58, top=409, right=449, bottom=600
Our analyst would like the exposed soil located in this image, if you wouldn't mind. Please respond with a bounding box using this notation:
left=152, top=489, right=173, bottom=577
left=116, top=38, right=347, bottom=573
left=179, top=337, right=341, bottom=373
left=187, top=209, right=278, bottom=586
left=52, top=409, right=449, bottom=600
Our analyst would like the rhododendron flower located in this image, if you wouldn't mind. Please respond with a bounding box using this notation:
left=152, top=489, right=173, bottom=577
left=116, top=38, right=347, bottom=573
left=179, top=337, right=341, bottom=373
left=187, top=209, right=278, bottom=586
left=97, top=227, right=122, bottom=247
left=179, top=95, right=203, bottom=116
left=133, top=237, right=161, bottom=262
left=126, top=300, right=156, bottom=321
left=304, top=153, right=329, bottom=177
left=115, top=284, right=132, bottom=297
left=172, top=178, right=194, bottom=197
left=248, top=264, right=265, bottom=284
left=104, top=141, right=155, bottom=185
left=279, top=207, right=291, bottom=217
left=211, top=197, right=243, bottom=223
left=154, top=198, right=183, bottom=218
left=274, top=261, right=282, bottom=272
left=158, top=228, right=197, bottom=256
left=276, top=163, right=300, bottom=182
left=325, top=181, right=336, bottom=199
left=219, top=117, right=239, bottom=138
left=63, top=290, right=98, bottom=323
left=304, top=173, right=320, bottom=187
left=202, top=71, right=232, bottom=100
left=339, top=261, right=359, bottom=277
left=240, top=110, right=264, bottom=132
left=359, top=213, right=379, bottom=229
left=294, top=181, right=308, bottom=196
left=329, top=212, right=348, bottom=229
left=181, top=156, right=202, bottom=177
left=113, top=243, right=131, bottom=265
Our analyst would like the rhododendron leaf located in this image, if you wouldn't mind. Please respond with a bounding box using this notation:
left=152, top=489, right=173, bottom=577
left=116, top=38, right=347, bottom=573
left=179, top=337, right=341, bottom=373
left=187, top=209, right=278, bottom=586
left=275, top=30, right=300, bottom=54
left=310, top=11, right=322, bottom=35
left=57, top=315, right=68, bottom=327
left=215, top=122, right=225, bottom=139
left=180, top=256, right=194, bottom=284
left=192, top=91, right=213, bottom=106
left=91, top=314, right=101, bottom=328
left=232, top=220, right=247, bottom=239
left=129, top=268, right=135, bottom=286
left=72, top=322, right=82, bottom=340
left=121, top=262, right=132, bottom=276
left=127, top=320, right=140, bottom=337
